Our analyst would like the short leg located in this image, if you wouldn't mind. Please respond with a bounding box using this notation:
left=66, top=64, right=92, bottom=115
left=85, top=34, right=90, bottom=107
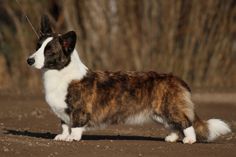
left=54, top=122, right=70, bottom=141
left=156, top=104, right=196, bottom=144
left=63, top=108, right=89, bottom=142
left=169, top=119, right=196, bottom=144
left=152, top=114, right=179, bottom=142
left=167, top=115, right=196, bottom=144
left=163, top=94, right=196, bottom=144
left=182, top=126, right=196, bottom=144
left=65, top=127, right=85, bottom=142
left=165, top=132, right=179, bottom=142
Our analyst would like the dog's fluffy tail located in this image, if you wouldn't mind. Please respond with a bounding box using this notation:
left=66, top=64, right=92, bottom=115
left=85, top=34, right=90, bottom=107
left=193, top=115, right=231, bottom=142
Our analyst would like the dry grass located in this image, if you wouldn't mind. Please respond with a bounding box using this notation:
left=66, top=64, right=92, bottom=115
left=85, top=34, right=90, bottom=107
left=0, top=0, right=235, bottom=93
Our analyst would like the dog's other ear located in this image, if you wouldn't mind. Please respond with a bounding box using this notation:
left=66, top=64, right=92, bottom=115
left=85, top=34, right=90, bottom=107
left=40, top=15, right=52, bottom=36
left=59, top=31, right=77, bottom=56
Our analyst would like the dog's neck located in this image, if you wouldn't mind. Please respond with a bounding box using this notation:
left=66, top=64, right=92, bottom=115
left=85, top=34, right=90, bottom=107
left=43, top=49, right=88, bottom=94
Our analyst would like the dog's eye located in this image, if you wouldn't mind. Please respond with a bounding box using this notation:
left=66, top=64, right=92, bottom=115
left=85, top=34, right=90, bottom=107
left=46, top=45, right=52, bottom=50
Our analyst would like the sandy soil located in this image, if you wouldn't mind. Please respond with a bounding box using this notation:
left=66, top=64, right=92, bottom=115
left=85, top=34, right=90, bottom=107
left=0, top=95, right=235, bottom=157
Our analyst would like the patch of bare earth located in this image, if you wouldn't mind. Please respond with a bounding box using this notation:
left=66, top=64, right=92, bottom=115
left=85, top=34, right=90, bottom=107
left=0, top=93, right=235, bottom=157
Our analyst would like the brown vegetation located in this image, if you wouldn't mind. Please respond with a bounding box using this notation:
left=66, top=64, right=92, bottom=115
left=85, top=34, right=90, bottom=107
left=0, top=0, right=235, bottom=93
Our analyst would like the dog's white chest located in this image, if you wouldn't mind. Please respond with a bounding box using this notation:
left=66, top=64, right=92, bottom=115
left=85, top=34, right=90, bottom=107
left=43, top=71, right=71, bottom=124
left=46, top=91, right=70, bottom=124
left=42, top=50, right=88, bottom=125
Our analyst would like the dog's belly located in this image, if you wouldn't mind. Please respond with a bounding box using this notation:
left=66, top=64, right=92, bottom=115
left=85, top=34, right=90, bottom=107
left=125, top=112, right=152, bottom=125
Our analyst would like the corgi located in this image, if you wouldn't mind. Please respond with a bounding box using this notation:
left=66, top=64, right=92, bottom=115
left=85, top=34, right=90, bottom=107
left=27, top=15, right=231, bottom=144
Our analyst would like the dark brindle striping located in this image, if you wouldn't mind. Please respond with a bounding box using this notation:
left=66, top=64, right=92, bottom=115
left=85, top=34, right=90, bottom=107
left=65, top=70, right=193, bottom=131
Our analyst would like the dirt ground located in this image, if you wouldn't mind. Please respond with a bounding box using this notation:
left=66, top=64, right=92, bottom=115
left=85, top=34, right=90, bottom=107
left=0, top=94, right=235, bottom=157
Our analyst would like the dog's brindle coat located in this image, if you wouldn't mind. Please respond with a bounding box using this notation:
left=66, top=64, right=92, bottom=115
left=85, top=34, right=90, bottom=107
left=66, top=71, right=192, bottom=129
left=27, top=15, right=231, bottom=144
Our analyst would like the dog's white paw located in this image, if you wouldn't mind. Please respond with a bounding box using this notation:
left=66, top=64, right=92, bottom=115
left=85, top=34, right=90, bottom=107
left=54, top=134, right=68, bottom=141
left=64, top=134, right=82, bottom=142
left=182, top=137, right=196, bottom=144
left=165, top=133, right=179, bottom=142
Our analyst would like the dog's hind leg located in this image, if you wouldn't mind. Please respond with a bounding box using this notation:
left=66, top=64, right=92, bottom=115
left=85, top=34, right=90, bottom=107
left=151, top=114, right=180, bottom=143
left=163, top=91, right=196, bottom=144
left=152, top=89, right=196, bottom=144
left=165, top=132, right=179, bottom=142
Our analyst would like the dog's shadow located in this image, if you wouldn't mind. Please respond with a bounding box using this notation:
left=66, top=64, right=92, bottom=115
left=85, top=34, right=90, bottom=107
left=4, top=129, right=164, bottom=141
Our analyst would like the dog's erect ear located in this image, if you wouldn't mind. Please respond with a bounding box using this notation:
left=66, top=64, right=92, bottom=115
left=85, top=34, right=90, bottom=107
left=59, top=31, right=77, bottom=56
left=40, top=15, right=52, bottom=36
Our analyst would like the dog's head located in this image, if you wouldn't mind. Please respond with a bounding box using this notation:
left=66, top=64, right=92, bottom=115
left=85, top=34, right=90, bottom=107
left=27, top=15, right=76, bottom=70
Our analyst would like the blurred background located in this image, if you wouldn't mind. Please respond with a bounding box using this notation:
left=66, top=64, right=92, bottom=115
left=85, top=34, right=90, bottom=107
left=0, top=0, right=235, bottom=94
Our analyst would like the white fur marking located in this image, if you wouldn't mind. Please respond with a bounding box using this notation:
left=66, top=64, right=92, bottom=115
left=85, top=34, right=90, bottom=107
left=183, top=126, right=196, bottom=144
left=152, top=115, right=169, bottom=128
left=165, top=132, right=179, bottom=142
left=154, top=116, right=164, bottom=124
left=125, top=112, right=151, bottom=125
left=44, top=50, right=88, bottom=124
left=65, top=127, right=84, bottom=142
left=54, top=124, right=70, bottom=141
left=30, top=37, right=53, bottom=69
left=207, top=119, right=231, bottom=141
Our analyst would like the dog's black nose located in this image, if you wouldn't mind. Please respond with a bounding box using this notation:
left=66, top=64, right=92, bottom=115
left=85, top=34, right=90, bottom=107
left=27, top=58, right=35, bottom=65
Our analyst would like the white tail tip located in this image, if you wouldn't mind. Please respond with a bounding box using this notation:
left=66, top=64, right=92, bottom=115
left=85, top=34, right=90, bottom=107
left=207, top=119, right=231, bottom=141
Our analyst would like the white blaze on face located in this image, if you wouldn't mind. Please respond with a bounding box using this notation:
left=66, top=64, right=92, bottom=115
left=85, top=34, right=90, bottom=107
left=29, top=37, right=53, bottom=69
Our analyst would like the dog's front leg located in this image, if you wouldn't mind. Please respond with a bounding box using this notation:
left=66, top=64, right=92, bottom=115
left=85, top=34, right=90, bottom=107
left=64, top=108, right=90, bottom=142
left=64, top=127, right=85, bottom=142
left=54, top=120, right=85, bottom=142
left=54, top=120, right=70, bottom=141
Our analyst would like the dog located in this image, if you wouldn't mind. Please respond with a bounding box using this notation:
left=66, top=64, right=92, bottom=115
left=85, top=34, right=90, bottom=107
left=27, top=15, right=231, bottom=144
